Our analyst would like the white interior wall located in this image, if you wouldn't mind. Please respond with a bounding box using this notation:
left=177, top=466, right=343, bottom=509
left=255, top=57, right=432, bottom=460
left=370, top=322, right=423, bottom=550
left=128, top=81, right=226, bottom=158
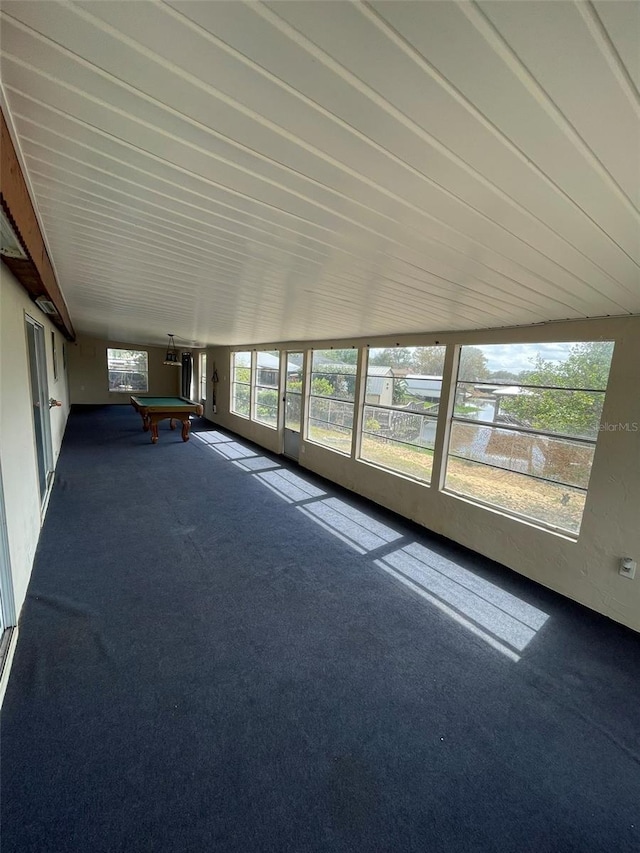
left=0, top=264, right=70, bottom=621
left=205, top=314, right=640, bottom=633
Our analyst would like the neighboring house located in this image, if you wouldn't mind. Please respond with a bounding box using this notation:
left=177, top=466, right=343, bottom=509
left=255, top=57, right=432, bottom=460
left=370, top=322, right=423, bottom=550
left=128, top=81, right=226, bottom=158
left=365, top=366, right=394, bottom=406
left=236, top=351, right=301, bottom=387
left=456, top=384, right=535, bottom=425
left=363, top=370, right=442, bottom=444
left=366, top=370, right=443, bottom=410
left=404, top=375, right=443, bottom=409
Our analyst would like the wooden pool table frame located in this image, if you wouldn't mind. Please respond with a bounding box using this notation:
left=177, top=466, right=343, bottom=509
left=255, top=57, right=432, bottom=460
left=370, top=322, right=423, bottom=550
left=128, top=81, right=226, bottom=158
left=130, top=396, right=204, bottom=443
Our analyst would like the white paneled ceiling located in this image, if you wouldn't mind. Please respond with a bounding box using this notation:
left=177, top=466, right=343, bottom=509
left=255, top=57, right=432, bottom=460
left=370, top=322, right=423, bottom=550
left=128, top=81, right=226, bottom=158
left=1, top=0, right=638, bottom=346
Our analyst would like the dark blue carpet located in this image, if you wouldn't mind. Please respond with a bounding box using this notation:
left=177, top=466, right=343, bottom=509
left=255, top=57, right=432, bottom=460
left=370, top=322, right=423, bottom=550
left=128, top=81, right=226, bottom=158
left=2, top=405, right=639, bottom=852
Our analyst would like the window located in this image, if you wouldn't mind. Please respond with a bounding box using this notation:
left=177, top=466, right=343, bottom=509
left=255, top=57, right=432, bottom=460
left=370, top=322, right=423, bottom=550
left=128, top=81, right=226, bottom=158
left=107, top=348, right=148, bottom=392
left=253, top=351, right=280, bottom=428
left=360, top=346, right=445, bottom=483
left=231, top=351, right=251, bottom=417
left=307, top=349, right=357, bottom=454
left=445, top=341, right=615, bottom=534
left=199, top=352, right=207, bottom=403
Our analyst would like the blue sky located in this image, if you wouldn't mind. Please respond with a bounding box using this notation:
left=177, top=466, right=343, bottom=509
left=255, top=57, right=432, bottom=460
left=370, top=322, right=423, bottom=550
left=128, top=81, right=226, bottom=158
left=475, top=342, right=576, bottom=373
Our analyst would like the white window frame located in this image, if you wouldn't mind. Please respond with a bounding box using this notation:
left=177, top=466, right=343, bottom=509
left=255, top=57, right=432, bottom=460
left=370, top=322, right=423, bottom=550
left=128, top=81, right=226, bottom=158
left=359, top=347, right=444, bottom=484
left=252, top=350, right=280, bottom=429
left=230, top=351, right=252, bottom=419
left=306, top=349, right=357, bottom=455
left=199, top=352, right=207, bottom=404
left=443, top=341, right=614, bottom=535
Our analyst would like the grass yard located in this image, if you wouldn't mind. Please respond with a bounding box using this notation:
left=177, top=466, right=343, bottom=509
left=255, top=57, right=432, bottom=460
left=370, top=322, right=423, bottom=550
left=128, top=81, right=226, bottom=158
left=360, top=434, right=434, bottom=482
left=311, top=425, right=585, bottom=533
left=445, top=457, right=584, bottom=533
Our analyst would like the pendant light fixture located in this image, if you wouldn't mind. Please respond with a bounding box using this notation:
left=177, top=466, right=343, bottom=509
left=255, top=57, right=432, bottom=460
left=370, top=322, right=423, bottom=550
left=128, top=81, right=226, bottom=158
left=163, top=334, right=181, bottom=366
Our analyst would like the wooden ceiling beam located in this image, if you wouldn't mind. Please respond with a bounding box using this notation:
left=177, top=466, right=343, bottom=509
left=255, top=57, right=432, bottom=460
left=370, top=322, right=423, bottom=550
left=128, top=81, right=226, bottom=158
left=1, top=107, right=75, bottom=340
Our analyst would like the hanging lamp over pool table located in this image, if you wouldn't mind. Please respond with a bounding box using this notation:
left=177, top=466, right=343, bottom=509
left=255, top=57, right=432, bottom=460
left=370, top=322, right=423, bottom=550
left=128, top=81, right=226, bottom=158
left=163, top=334, right=181, bottom=366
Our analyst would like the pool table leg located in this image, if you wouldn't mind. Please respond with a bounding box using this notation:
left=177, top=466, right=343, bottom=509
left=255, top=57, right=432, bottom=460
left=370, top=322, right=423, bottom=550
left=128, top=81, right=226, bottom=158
left=181, top=418, right=191, bottom=442
left=142, top=414, right=150, bottom=432
left=169, top=418, right=176, bottom=430
left=150, top=422, right=159, bottom=444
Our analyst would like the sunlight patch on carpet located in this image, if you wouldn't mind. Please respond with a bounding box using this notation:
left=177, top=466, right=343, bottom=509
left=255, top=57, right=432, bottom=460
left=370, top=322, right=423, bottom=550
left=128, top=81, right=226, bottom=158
left=253, top=469, right=326, bottom=503
left=298, top=498, right=402, bottom=554
left=375, top=543, right=549, bottom=660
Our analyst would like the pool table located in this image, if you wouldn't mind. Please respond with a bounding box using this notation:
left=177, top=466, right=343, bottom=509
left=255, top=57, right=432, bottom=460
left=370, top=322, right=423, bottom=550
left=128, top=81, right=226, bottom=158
left=130, top=396, right=204, bottom=443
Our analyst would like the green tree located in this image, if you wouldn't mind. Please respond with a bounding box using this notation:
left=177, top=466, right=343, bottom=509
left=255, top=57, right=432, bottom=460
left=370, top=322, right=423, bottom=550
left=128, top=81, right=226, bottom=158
left=553, top=341, right=613, bottom=390
left=392, top=377, right=409, bottom=405
left=410, top=346, right=446, bottom=375
left=316, top=349, right=358, bottom=365
left=256, top=388, right=278, bottom=422
left=311, top=376, right=335, bottom=397
left=369, top=347, right=413, bottom=368
left=285, top=379, right=303, bottom=426
left=499, top=342, right=614, bottom=437
left=457, top=346, right=490, bottom=382
left=233, top=383, right=250, bottom=415
left=489, top=369, right=522, bottom=383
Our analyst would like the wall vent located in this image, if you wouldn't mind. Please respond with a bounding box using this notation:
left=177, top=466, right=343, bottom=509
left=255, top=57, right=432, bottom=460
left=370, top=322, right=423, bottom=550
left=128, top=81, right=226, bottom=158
left=35, top=295, right=59, bottom=316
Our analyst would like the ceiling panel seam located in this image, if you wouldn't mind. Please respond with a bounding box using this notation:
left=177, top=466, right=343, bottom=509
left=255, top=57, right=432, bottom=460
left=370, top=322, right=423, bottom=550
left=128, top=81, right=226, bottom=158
left=27, top=148, right=632, bottom=312
left=4, top=6, right=634, bottom=285
left=461, top=0, right=639, bottom=220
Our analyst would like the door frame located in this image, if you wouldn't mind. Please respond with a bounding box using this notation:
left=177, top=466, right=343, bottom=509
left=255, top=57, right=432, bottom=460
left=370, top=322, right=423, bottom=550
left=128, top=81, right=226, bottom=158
left=25, top=313, right=54, bottom=503
left=280, top=350, right=306, bottom=461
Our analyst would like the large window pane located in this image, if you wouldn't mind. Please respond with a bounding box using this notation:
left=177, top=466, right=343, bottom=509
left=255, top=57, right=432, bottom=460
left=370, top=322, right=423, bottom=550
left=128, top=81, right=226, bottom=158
left=456, top=341, right=614, bottom=389
left=231, top=351, right=251, bottom=418
left=449, top=422, right=594, bottom=490
left=255, top=388, right=278, bottom=426
left=107, top=348, right=148, bottom=392
left=311, top=350, right=357, bottom=401
left=307, top=421, right=352, bottom=454
left=361, top=433, right=434, bottom=481
left=359, top=346, right=444, bottom=483
left=253, top=351, right=279, bottom=428
left=307, top=349, right=356, bottom=453
left=454, top=382, right=606, bottom=440
left=445, top=341, right=614, bottom=533
left=364, top=406, right=437, bottom=449
left=308, top=397, right=354, bottom=429
left=446, top=457, right=586, bottom=535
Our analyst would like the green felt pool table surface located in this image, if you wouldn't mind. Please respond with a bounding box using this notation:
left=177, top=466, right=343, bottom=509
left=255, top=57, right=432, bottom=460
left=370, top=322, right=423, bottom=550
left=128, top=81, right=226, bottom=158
left=130, top=396, right=195, bottom=408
